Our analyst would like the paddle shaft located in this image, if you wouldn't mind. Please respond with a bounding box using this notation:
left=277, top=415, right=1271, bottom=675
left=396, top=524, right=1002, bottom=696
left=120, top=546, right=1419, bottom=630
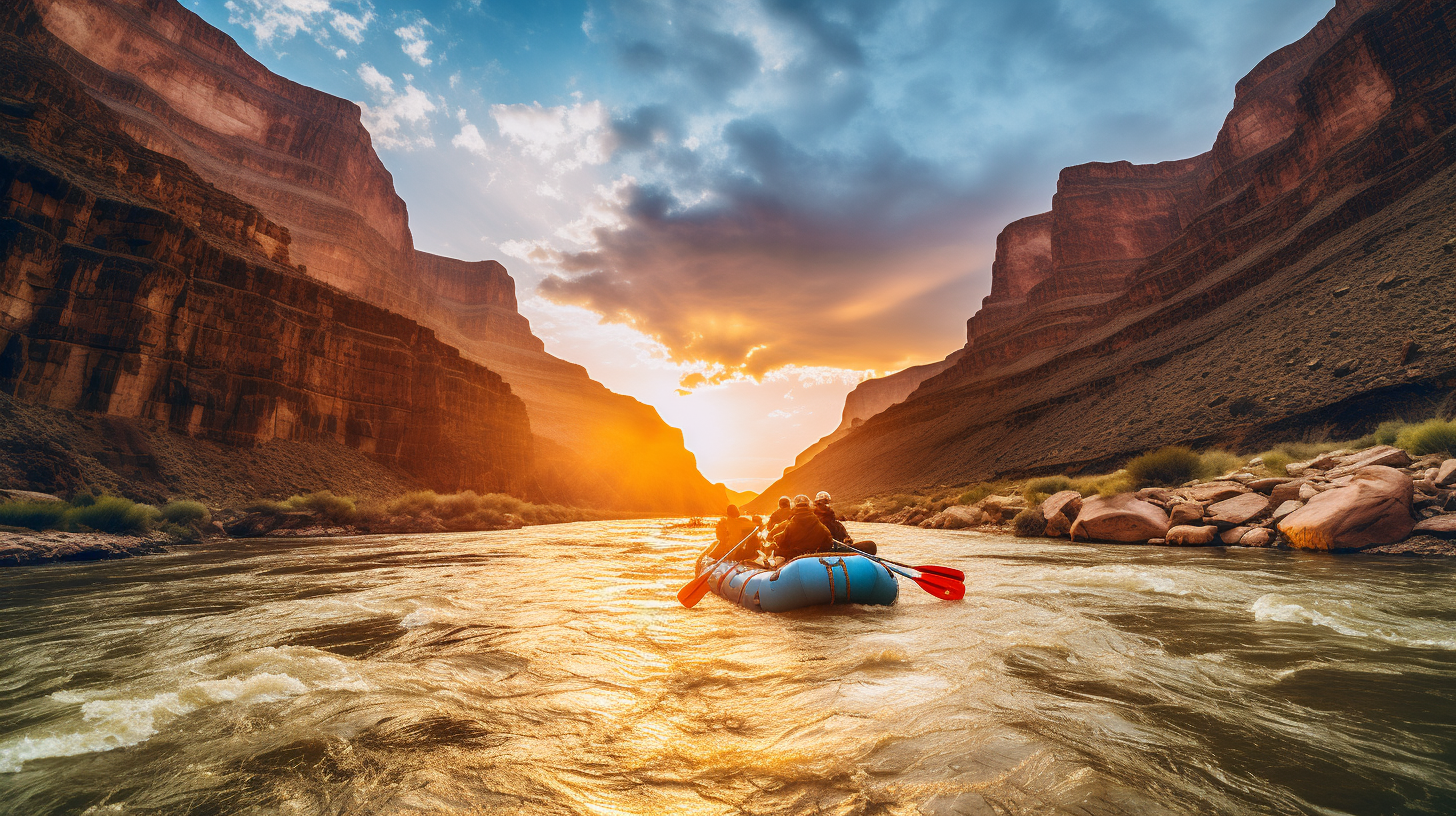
left=836, top=541, right=965, bottom=601
left=677, top=525, right=762, bottom=608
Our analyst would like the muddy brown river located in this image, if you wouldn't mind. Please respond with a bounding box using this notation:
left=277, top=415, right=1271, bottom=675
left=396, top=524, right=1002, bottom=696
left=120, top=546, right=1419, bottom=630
left=1, top=520, right=1453, bottom=814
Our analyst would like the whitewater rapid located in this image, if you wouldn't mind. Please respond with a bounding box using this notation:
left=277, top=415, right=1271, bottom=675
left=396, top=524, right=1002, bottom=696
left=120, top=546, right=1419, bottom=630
left=1, top=521, right=1453, bottom=814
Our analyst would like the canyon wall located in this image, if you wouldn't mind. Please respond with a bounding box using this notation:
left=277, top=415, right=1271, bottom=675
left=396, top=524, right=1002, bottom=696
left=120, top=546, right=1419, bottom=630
left=24, top=0, right=723, bottom=512
left=783, top=349, right=963, bottom=476
left=755, top=0, right=1456, bottom=505
left=0, top=2, right=533, bottom=498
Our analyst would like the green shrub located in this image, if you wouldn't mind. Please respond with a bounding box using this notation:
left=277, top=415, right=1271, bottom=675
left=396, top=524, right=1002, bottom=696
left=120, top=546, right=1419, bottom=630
left=1198, top=450, right=1244, bottom=480
left=159, top=500, right=210, bottom=527
left=1022, top=476, right=1072, bottom=504
left=957, top=483, right=1002, bottom=505
left=244, top=498, right=288, bottom=514
left=1126, top=446, right=1202, bottom=487
left=66, top=496, right=157, bottom=534
left=1372, top=420, right=1409, bottom=447
left=0, top=500, right=69, bottom=531
left=285, top=491, right=357, bottom=523
left=387, top=490, right=440, bottom=517
left=1258, top=451, right=1294, bottom=477
left=160, top=522, right=201, bottom=543
left=1071, top=471, right=1136, bottom=497
left=1396, top=419, right=1456, bottom=457
left=1010, top=507, right=1047, bottom=538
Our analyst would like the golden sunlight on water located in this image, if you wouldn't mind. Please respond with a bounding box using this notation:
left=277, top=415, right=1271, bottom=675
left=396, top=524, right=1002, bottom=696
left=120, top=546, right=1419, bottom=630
left=1, top=520, right=1454, bottom=815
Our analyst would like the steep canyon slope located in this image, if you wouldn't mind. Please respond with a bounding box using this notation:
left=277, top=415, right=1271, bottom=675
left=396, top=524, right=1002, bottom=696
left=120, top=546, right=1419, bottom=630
left=0, top=0, right=533, bottom=499
left=27, top=0, right=722, bottom=512
left=755, top=0, right=1456, bottom=505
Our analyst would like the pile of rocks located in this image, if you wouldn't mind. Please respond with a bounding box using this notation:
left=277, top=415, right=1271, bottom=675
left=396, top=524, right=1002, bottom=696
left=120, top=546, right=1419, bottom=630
left=901, top=444, right=1456, bottom=554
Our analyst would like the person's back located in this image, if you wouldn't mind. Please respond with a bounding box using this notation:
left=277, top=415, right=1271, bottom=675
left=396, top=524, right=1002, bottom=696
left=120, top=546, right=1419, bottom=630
left=710, top=505, right=757, bottom=560
left=770, top=495, right=832, bottom=561
left=813, top=496, right=849, bottom=544
left=767, top=496, right=793, bottom=531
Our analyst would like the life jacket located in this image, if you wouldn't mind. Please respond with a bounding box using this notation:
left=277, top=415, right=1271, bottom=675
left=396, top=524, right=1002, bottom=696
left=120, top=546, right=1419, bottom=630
left=770, top=507, right=832, bottom=560
left=813, top=505, right=849, bottom=543
left=709, top=516, right=757, bottom=560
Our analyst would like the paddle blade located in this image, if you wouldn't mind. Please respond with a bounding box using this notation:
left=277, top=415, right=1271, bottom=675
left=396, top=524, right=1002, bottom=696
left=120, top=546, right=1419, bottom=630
left=914, top=565, right=965, bottom=582
left=676, top=571, right=714, bottom=608
left=910, top=571, right=966, bottom=601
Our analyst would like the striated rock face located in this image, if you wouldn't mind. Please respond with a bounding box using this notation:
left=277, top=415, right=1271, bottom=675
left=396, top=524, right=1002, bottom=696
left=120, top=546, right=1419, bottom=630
left=760, top=0, right=1456, bottom=503
left=0, top=3, right=533, bottom=496
left=24, top=0, right=724, bottom=512
left=782, top=348, right=964, bottom=476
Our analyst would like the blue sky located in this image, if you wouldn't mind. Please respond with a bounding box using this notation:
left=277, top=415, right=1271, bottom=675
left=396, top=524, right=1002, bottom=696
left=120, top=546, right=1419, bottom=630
left=193, top=0, right=1333, bottom=489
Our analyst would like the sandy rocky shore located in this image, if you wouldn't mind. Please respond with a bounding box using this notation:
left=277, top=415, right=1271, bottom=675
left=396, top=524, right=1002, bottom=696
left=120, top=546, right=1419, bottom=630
left=861, top=445, right=1456, bottom=556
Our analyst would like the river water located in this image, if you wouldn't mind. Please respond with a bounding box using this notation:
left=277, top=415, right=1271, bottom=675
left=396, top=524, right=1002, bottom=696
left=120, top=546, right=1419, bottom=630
left=1, top=520, right=1453, bottom=815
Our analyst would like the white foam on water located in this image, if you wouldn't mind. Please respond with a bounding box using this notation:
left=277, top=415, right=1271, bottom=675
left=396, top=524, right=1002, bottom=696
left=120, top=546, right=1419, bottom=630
left=1251, top=594, right=1456, bottom=650
left=1045, top=565, right=1190, bottom=596
left=0, top=647, right=371, bottom=773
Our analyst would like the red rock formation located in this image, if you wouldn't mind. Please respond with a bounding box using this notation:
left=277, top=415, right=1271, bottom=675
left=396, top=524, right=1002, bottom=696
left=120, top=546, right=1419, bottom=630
left=0, top=2, right=532, bottom=496
left=776, top=348, right=964, bottom=480
left=760, top=0, right=1456, bottom=503
left=22, top=0, right=724, bottom=512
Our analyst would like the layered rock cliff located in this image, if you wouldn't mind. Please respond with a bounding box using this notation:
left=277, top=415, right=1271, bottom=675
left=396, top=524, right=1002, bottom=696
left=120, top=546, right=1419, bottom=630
left=755, top=0, right=1456, bottom=504
left=25, top=0, right=723, bottom=513
left=0, top=1, right=533, bottom=498
left=783, top=349, right=963, bottom=476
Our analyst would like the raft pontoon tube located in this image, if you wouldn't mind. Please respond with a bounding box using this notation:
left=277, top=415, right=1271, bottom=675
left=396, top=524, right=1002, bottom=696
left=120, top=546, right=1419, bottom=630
left=694, top=552, right=899, bottom=612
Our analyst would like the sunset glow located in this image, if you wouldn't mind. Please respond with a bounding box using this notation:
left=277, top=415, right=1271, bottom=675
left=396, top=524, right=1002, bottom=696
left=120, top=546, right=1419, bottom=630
left=194, top=0, right=1334, bottom=489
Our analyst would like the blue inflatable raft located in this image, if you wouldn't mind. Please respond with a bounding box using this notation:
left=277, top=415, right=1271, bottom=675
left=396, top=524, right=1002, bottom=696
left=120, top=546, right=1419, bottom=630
left=694, top=551, right=899, bottom=612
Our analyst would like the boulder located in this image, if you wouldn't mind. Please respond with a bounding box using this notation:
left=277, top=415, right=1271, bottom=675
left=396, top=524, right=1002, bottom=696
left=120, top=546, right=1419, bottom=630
left=1412, top=516, right=1456, bottom=538
left=1166, top=525, right=1220, bottom=546
left=1298, top=483, right=1320, bottom=502
left=1219, top=526, right=1252, bottom=545
left=1070, top=494, right=1170, bottom=543
left=1135, top=487, right=1174, bottom=506
left=1044, top=512, right=1072, bottom=537
left=937, top=506, right=984, bottom=530
left=1240, top=528, right=1274, bottom=547
left=1168, top=502, right=1204, bottom=526
left=1277, top=466, right=1415, bottom=551
left=1247, top=478, right=1293, bottom=494
left=1205, top=493, right=1270, bottom=528
left=1270, top=480, right=1308, bottom=505
left=1182, top=482, right=1248, bottom=503
left=1040, top=490, right=1084, bottom=521
left=1326, top=446, right=1413, bottom=478
left=1436, top=459, right=1456, bottom=488
left=980, top=496, right=1024, bottom=523
left=1270, top=500, right=1303, bottom=523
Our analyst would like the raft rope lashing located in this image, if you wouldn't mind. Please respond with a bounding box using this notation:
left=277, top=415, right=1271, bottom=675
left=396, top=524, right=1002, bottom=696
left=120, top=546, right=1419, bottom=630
left=819, top=557, right=850, bottom=604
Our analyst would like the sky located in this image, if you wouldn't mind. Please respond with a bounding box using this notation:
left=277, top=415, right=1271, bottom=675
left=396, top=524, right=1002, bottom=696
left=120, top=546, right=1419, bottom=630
left=193, top=0, right=1333, bottom=492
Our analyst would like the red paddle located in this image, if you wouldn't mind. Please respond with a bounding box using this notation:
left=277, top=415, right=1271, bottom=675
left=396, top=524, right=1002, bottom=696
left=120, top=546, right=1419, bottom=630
left=838, top=542, right=965, bottom=601
left=677, top=525, right=761, bottom=609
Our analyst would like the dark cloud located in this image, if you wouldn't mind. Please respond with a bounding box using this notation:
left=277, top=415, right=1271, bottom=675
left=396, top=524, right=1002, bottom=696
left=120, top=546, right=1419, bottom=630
left=547, top=0, right=1334, bottom=383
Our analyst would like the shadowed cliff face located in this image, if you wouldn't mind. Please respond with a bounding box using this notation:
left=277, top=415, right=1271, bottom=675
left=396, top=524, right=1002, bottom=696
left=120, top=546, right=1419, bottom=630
left=24, top=0, right=724, bottom=513
left=756, top=0, right=1456, bottom=504
left=0, top=1, right=533, bottom=497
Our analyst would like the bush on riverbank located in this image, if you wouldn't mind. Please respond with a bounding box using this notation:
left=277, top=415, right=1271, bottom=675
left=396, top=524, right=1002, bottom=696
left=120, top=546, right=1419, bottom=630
left=0, top=494, right=213, bottom=541
left=225, top=489, right=605, bottom=537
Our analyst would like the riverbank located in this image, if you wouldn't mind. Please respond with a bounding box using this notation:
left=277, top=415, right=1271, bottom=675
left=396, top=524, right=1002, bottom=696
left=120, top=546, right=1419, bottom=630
left=852, top=440, right=1456, bottom=556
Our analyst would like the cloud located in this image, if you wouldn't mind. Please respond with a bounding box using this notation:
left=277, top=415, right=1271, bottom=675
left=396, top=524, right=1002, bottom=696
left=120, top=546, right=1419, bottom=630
left=395, top=21, right=434, bottom=67
left=224, top=0, right=373, bottom=46
left=330, top=9, right=373, bottom=43
left=490, top=100, right=615, bottom=171
left=355, top=63, right=437, bottom=150
left=453, top=122, right=489, bottom=156
left=519, top=0, right=1330, bottom=388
